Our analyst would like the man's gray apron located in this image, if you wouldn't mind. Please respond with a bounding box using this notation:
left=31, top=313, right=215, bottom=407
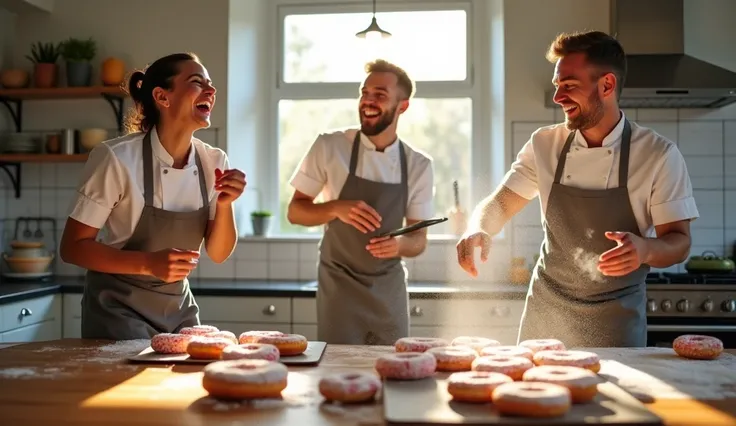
left=518, top=119, right=649, bottom=347
left=81, top=131, right=209, bottom=340
left=317, top=132, right=410, bottom=345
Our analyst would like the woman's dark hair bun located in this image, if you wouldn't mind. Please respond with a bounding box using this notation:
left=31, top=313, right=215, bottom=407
left=126, top=71, right=146, bottom=103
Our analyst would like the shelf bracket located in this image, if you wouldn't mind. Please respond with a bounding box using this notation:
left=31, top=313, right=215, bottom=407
left=0, top=97, right=22, bottom=133
left=101, top=94, right=124, bottom=133
left=0, top=162, right=21, bottom=198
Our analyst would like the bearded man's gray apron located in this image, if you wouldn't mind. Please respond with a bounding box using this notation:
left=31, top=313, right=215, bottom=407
left=81, top=131, right=208, bottom=340
left=317, top=132, right=410, bottom=345
left=518, top=119, right=649, bottom=348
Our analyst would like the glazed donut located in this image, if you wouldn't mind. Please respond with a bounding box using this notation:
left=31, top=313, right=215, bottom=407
left=221, top=343, right=281, bottom=362
left=239, top=331, right=308, bottom=356
left=186, top=336, right=235, bottom=360
left=523, top=365, right=599, bottom=403
left=479, top=345, right=534, bottom=361
left=202, top=359, right=288, bottom=400
left=179, top=325, right=220, bottom=336
left=519, top=339, right=566, bottom=354
left=533, top=350, right=601, bottom=373
left=206, top=330, right=238, bottom=344
left=375, top=352, right=437, bottom=380
left=394, top=337, right=449, bottom=353
left=492, top=381, right=571, bottom=417
left=471, top=355, right=533, bottom=381
left=426, top=346, right=478, bottom=371
left=673, top=334, right=724, bottom=360
left=319, top=372, right=382, bottom=403
left=151, top=333, right=193, bottom=354
left=450, top=336, right=501, bottom=354
left=446, top=371, right=513, bottom=403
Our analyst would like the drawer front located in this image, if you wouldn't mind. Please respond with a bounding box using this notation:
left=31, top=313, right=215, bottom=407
left=63, top=294, right=83, bottom=319
left=1, top=320, right=62, bottom=343
left=196, top=296, right=292, bottom=324
left=291, top=324, right=318, bottom=341
left=63, top=318, right=82, bottom=338
left=409, top=300, right=525, bottom=327
left=410, top=325, right=520, bottom=345
left=292, top=298, right=317, bottom=323
left=1, top=295, right=61, bottom=332
left=199, top=322, right=291, bottom=336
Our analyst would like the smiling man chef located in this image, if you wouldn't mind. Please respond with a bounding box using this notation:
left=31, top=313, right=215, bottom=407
left=456, top=31, right=699, bottom=348
left=287, top=59, right=435, bottom=345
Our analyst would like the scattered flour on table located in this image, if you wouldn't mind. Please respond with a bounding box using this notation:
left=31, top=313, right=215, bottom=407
left=202, top=390, right=322, bottom=412
left=0, top=367, right=72, bottom=379
left=75, top=339, right=150, bottom=364
left=320, top=403, right=380, bottom=423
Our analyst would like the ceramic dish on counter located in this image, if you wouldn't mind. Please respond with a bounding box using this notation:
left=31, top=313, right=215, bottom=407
left=1, top=241, right=54, bottom=279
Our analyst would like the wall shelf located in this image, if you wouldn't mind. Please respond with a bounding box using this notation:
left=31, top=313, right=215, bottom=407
left=0, top=86, right=128, bottom=133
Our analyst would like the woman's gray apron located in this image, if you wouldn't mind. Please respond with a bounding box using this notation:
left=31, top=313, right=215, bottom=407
left=518, top=119, right=649, bottom=348
left=81, top=131, right=209, bottom=340
left=317, top=132, right=410, bottom=345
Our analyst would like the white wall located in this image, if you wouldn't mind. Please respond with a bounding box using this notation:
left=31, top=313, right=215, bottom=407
left=684, top=0, right=736, bottom=72
left=0, top=8, right=15, bottom=70
left=2, top=0, right=736, bottom=284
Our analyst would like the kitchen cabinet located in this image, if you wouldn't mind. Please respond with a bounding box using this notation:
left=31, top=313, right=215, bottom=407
left=62, top=294, right=82, bottom=338
left=196, top=296, right=292, bottom=335
left=0, top=294, right=62, bottom=343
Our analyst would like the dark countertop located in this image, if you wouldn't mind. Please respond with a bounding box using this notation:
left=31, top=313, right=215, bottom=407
left=0, top=276, right=528, bottom=305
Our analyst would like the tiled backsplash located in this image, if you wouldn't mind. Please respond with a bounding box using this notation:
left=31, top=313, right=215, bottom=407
left=2, top=109, right=735, bottom=281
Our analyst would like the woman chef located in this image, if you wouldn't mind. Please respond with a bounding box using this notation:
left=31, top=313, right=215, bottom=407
left=60, top=53, right=246, bottom=340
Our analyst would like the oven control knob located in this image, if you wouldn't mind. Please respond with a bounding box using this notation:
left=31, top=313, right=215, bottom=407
left=676, top=299, right=690, bottom=312
left=722, top=300, right=736, bottom=313
left=661, top=299, right=672, bottom=312
left=646, top=299, right=657, bottom=312
left=701, top=299, right=714, bottom=312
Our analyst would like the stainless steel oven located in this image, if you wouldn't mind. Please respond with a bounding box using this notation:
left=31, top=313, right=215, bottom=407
left=646, top=274, right=736, bottom=349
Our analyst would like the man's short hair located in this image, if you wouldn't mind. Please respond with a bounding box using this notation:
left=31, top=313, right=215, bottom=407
left=364, top=59, right=415, bottom=100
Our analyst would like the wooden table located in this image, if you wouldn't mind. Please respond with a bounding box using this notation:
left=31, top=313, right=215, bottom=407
left=0, top=339, right=734, bottom=426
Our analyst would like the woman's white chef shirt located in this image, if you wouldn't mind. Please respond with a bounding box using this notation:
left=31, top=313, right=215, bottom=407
left=502, top=112, right=699, bottom=237
left=289, top=128, right=435, bottom=221
left=68, top=127, right=229, bottom=248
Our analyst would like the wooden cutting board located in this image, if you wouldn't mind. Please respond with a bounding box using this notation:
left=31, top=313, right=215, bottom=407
left=592, top=347, right=736, bottom=401
left=383, top=373, right=662, bottom=425
left=127, top=341, right=327, bottom=366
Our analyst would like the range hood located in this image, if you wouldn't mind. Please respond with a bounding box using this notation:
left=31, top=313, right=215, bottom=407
left=546, top=0, right=736, bottom=109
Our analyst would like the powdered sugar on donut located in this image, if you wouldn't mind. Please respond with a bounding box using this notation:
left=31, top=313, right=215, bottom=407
left=448, top=371, right=513, bottom=387
left=673, top=335, right=724, bottom=360
left=533, top=350, right=599, bottom=367
left=221, top=343, right=280, bottom=361
left=451, top=336, right=500, bottom=353
left=179, top=325, right=219, bottom=336
left=523, top=365, right=599, bottom=388
left=239, top=331, right=306, bottom=344
left=204, top=359, right=288, bottom=384
left=394, top=337, right=448, bottom=353
left=205, top=331, right=238, bottom=344
left=151, top=333, right=192, bottom=354
left=319, top=372, right=381, bottom=396
left=375, top=352, right=437, bottom=379
left=427, top=346, right=478, bottom=364
left=472, top=355, right=533, bottom=378
left=519, top=339, right=566, bottom=353
left=480, top=345, right=534, bottom=360
left=492, top=381, right=571, bottom=406
left=189, top=336, right=235, bottom=350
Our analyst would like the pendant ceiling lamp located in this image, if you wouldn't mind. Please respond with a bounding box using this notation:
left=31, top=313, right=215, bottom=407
left=356, top=0, right=391, bottom=39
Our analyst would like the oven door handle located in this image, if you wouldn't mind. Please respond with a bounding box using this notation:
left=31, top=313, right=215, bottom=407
left=647, top=324, right=736, bottom=332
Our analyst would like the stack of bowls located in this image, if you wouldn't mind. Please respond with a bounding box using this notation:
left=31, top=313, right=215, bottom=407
left=2, top=241, right=54, bottom=274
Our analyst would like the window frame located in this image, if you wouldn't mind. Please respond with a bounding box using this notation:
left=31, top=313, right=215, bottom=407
left=265, top=0, right=493, bottom=237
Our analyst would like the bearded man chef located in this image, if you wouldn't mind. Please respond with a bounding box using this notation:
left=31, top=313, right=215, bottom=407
left=456, top=31, right=699, bottom=348
left=287, top=59, right=435, bottom=345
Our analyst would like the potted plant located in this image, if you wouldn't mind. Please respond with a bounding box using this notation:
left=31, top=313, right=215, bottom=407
left=25, top=41, right=61, bottom=88
left=251, top=211, right=273, bottom=237
left=60, top=37, right=97, bottom=87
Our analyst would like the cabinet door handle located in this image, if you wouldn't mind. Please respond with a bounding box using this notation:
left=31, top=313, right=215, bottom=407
left=410, top=306, right=423, bottom=317
left=263, top=305, right=276, bottom=315
left=19, top=308, right=33, bottom=318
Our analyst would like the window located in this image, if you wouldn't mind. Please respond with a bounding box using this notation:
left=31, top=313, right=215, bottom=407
left=273, top=1, right=480, bottom=236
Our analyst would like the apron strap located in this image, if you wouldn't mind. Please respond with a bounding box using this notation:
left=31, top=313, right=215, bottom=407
left=618, top=119, right=632, bottom=189
left=553, top=130, right=577, bottom=184
left=142, top=131, right=155, bottom=206
left=349, top=131, right=361, bottom=175
left=398, top=141, right=408, bottom=209
left=193, top=147, right=209, bottom=208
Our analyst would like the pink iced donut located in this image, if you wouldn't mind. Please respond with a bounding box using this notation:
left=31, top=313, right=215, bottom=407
left=450, top=336, right=501, bottom=354
left=480, top=345, right=534, bottom=361
left=206, top=330, right=238, bottom=344
left=179, top=325, right=220, bottom=336
left=375, top=352, right=437, bottom=380
left=151, top=333, right=193, bottom=354
left=319, top=372, right=382, bottom=403
left=519, top=339, right=566, bottom=353
left=238, top=330, right=284, bottom=343
left=533, top=350, right=601, bottom=373
left=221, top=343, right=280, bottom=361
left=427, top=346, right=478, bottom=371
left=471, top=355, right=534, bottom=381
left=492, top=381, right=571, bottom=417
left=673, top=334, right=723, bottom=360
left=395, top=337, right=449, bottom=353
